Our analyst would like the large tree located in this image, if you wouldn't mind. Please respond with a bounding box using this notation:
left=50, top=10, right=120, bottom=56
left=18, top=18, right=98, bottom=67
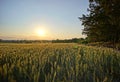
left=80, top=0, right=120, bottom=43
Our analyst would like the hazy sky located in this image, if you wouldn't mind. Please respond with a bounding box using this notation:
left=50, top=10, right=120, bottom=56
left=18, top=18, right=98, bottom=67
left=0, top=0, right=89, bottom=40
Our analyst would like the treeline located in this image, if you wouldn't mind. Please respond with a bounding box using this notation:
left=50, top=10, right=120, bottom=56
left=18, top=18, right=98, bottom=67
left=80, top=0, right=120, bottom=43
left=52, top=38, right=88, bottom=44
left=0, top=39, right=51, bottom=43
left=0, top=38, right=88, bottom=44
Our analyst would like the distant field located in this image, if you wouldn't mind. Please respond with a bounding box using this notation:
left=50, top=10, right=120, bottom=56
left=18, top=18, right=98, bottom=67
left=0, top=43, right=120, bottom=82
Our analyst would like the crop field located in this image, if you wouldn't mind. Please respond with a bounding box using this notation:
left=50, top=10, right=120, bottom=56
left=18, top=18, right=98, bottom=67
left=0, top=43, right=120, bottom=82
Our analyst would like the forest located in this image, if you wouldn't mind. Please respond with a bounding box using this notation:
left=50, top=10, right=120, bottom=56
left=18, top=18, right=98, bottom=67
left=80, top=0, right=120, bottom=43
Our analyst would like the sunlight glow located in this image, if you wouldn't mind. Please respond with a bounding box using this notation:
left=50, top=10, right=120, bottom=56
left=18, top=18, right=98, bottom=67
left=36, top=29, right=46, bottom=36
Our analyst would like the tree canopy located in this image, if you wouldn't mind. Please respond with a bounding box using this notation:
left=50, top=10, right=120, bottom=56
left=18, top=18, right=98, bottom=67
left=80, top=0, right=120, bottom=43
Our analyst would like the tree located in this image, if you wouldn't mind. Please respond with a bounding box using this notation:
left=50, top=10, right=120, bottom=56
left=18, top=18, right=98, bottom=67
left=0, top=39, right=2, bottom=42
left=79, top=0, right=120, bottom=43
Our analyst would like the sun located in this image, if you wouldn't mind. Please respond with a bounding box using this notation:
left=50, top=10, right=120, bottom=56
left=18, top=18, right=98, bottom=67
left=36, top=29, right=46, bottom=36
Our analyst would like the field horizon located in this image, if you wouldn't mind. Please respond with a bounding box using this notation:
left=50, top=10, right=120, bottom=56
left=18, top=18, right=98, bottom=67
left=0, top=0, right=120, bottom=82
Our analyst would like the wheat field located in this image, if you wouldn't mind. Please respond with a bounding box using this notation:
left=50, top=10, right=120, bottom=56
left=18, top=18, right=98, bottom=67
left=0, top=43, right=120, bottom=82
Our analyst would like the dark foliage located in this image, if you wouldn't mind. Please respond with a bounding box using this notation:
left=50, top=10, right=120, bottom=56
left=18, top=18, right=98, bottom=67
left=80, top=0, right=120, bottom=43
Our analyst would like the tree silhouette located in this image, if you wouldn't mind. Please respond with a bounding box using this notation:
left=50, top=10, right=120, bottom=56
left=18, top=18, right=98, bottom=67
left=80, top=0, right=120, bottom=43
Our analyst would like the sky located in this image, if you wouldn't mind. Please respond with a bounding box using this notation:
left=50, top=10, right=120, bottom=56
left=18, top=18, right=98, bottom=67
left=0, top=0, right=89, bottom=40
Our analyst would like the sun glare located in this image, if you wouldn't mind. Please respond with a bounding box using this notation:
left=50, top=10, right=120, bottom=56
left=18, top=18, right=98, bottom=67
left=36, top=29, right=46, bottom=36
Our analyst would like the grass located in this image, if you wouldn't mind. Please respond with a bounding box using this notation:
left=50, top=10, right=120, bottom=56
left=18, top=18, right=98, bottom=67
left=0, top=43, right=120, bottom=82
